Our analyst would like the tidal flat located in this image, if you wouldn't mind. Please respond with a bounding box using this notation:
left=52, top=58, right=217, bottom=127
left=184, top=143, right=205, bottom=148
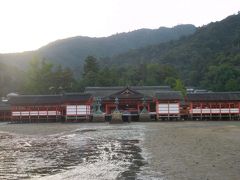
left=0, top=121, right=240, bottom=180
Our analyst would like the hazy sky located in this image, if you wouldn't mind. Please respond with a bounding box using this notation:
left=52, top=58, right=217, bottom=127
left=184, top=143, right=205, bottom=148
left=0, top=0, right=239, bottom=53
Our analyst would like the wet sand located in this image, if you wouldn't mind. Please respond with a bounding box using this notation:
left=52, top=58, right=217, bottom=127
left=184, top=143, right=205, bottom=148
left=0, top=123, right=145, bottom=180
left=0, top=122, right=240, bottom=179
left=141, top=122, right=240, bottom=180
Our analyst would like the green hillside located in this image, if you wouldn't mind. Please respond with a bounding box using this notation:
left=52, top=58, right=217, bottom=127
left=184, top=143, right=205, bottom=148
left=1, top=13, right=240, bottom=96
left=0, top=24, right=195, bottom=71
left=108, top=13, right=240, bottom=90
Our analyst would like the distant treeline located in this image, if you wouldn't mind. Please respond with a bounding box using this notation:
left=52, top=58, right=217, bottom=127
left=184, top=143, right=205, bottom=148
left=1, top=53, right=240, bottom=97
left=0, top=56, right=186, bottom=96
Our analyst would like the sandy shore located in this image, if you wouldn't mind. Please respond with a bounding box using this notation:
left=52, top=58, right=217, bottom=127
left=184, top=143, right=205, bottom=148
left=142, top=122, right=240, bottom=180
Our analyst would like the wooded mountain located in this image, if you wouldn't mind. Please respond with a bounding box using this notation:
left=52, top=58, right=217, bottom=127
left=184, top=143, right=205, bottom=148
left=1, top=13, right=240, bottom=95
left=0, top=24, right=196, bottom=70
left=108, top=13, right=240, bottom=89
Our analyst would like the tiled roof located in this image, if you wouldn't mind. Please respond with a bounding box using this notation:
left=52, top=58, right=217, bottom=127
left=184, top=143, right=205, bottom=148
left=155, top=91, right=182, bottom=100
left=8, top=95, right=62, bottom=105
left=104, top=87, right=152, bottom=100
left=85, top=86, right=171, bottom=98
left=0, top=102, right=11, bottom=111
left=186, top=92, right=240, bottom=101
left=63, top=93, right=92, bottom=102
left=8, top=93, right=92, bottom=105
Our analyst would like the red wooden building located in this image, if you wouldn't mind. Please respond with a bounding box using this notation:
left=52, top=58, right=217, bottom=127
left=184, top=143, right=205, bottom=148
left=63, top=93, right=92, bottom=122
left=186, top=92, right=240, bottom=120
left=102, top=87, right=155, bottom=121
left=0, top=102, right=11, bottom=121
left=155, top=91, right=182, bottom=120
left=8, top=95, right=62, bottom=123
left=4, top=87, right=240, bottom=122
left=85, top=86, right=173, bottom=121
left=8, top=93, right=92, bottom=123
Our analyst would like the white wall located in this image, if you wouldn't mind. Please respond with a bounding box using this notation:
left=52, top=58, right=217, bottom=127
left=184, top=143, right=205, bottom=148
left=66, top=105, right=90, bottom=116
left=158, top=103, right=179, bottom=114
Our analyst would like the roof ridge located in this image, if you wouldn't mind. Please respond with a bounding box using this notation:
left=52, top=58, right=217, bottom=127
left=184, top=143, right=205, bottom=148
left=14, top=94, right=62, bottom=97
left=188, top=92, right=240, bottom=94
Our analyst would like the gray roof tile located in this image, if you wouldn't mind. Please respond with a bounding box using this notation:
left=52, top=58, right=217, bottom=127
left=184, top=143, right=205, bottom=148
left=186, top=92, right=240, bottom=101
left=8, top=93, right=92, bottom=105
left=155, top=91, right=182, bottom=100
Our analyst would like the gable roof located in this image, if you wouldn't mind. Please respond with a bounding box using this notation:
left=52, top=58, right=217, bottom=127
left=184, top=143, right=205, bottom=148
left=104, top=87, right=151, bottom=100
left=84, top=86, right=171, bottom=98
left=186, top=92, right=240, bottom=101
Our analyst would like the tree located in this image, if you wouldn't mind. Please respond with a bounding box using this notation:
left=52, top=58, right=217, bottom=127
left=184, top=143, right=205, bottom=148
left=164, top=77, right=176, bottom=88
left=0, top=63, right=24, bottom=96
left=225, top=79, right=239, bottom=91
left=83, top=56, right=99, bottom=77
left=97, top=67, right=118, bottom=86
left=201, top=63, right=240, bottom=91
left=165, top=77, right=186, bottom=96
left=80, top=56, right=100, bottom=87
left=173, top=79, right=186, bottom=96
left=53, top=65, right=75, bottom=93
left=24, top=58, right=75, bottom=94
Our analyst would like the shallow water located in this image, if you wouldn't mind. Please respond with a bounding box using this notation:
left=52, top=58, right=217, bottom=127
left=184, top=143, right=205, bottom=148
left=1, top=121, right=239, bottom=180
left=0, top=123, right=149, bottom=180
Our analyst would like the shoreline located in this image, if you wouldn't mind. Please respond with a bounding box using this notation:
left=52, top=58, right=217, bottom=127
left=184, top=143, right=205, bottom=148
left=0, top=122, right=240, bottom=179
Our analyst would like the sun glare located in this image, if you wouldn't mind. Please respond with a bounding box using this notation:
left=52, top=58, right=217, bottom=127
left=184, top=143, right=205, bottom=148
left=0, top=0, right=239, bottom=53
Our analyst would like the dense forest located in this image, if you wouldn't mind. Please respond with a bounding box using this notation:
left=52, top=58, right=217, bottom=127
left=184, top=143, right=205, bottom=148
left=107, top=13, right=240, bottom=91
left=0, top=13, right=240, bottom=97
left=0, top=56, right=186, bottom=96
left=0, top=63, right=24, bottom=96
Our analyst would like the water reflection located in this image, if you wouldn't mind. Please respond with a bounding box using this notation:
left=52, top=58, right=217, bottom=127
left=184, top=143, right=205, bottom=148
left=0, top=124, right=146, bottom=180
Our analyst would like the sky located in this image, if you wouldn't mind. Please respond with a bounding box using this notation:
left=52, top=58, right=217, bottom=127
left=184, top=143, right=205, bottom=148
left=0, top=0, right=239, bottom=53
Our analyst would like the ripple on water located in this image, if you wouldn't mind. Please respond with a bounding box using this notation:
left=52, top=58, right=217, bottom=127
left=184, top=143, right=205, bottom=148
left=0, top=124, right=147, bottom=180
